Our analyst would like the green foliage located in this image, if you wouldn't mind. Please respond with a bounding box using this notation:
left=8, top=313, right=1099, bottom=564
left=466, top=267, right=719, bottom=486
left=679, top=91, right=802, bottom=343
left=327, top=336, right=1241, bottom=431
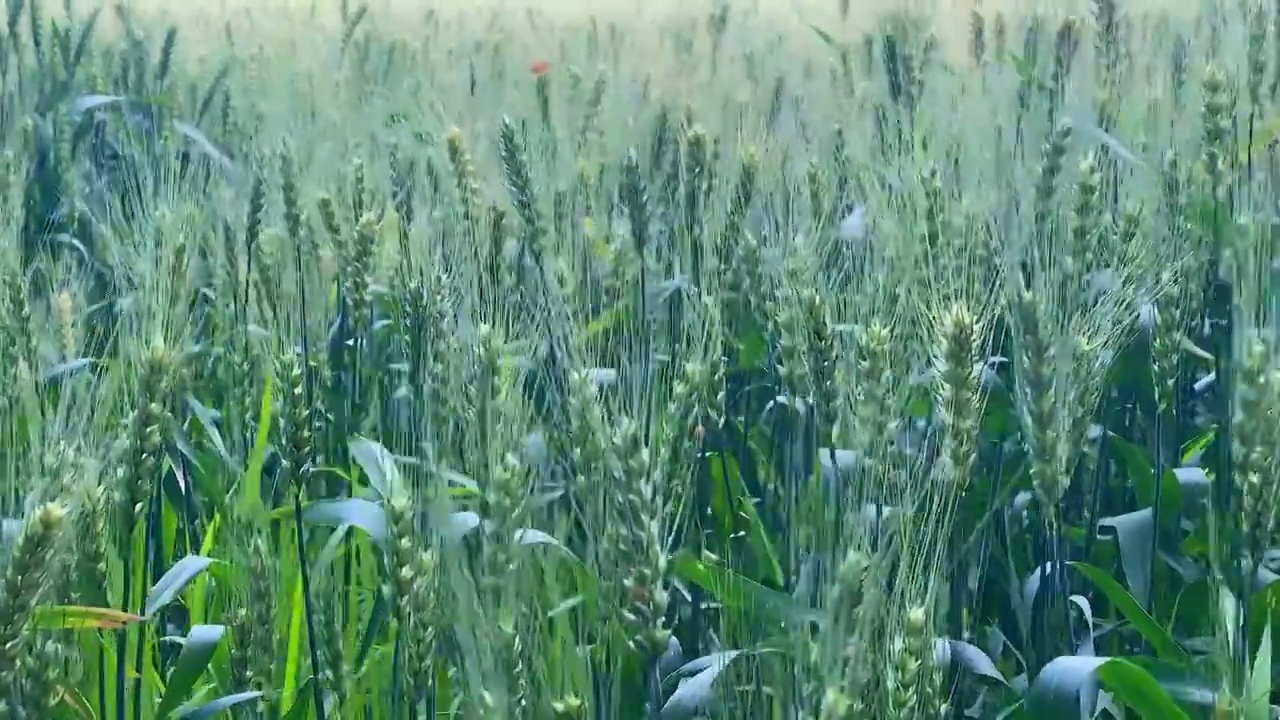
left=0, top=0, right=1277, bottom=717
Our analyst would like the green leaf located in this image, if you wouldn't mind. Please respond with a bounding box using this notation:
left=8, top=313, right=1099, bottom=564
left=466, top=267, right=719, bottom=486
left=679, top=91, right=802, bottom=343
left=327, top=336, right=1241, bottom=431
left=1097, top=508, right=1155, bottom=610
left=1069, top=561, right=1189, bottom=662
left=280, top=677, right=315, bottom=720
left=31, top=605, right=143, bottom=630
left=157, top=624, right=226, bottom=719
left=1248, top=623, right=1272, bottom=720
left=809, top=24, right=842, bottom=50
left=349, top=436, right=405, bottom=500
left=1026, top=655, right=1107, bottom=719
left=302, top=498, right=387, bottom=545
left=1069, top=562, right=1190, bottom=663
left=671, top=551, right=820, bottom=626
left=237, top=373, right=273, bottom=520
left=444, top=510, right=481, bottom=542
left=661, top=651, right=746, bottom=719
left=186, top=395, right=232, bottom=469
left=1181, top=427, right=1217, bottom=464
left=179, top=691, right=263, bottom=719
left=935, top=638, right=1009, bottom=687
left=1095, top=658, right=1192, bottom=719
left=147, top=556, right=216, bottom=619
left=1108, top=434, right=1184, bottom=525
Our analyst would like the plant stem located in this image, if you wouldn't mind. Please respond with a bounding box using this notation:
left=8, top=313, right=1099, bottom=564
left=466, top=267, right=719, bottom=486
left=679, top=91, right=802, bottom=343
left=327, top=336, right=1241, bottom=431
left=294, top=488, right=328, bottom=720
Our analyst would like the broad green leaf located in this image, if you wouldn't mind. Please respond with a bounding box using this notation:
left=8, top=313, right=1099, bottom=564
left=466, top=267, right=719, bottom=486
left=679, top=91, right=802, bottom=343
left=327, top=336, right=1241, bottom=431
left=1069, top=562, right=1190, bottom=663
left=179, top=691, right=263, bottom=719
left=661, top=650, right=745, bottom=719
left=1108, top=434, right=1184, bottom=524
left=157, top=624, right=226, bottom=719
left=1026, top=655, right=1107, bottom=719
left=1247, top=623, right=1272, bottom=720
left=1095, top=658, right=1191, bottom=719
left=147, top=556, right=216, bottom=619
left=32, top=605, right=143, bottom=630
left=671, top=551, right=820, bottom=626
left=349, top=436, right=405, bottom=500
left=1097, top=508, right=1154, bottom=610
left=302, top=498, right=387, bottom=545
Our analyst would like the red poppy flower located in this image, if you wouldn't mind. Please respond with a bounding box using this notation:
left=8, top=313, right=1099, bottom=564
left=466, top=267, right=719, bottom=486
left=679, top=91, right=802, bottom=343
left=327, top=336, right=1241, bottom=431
left=530, top=60, right=551, bottom=76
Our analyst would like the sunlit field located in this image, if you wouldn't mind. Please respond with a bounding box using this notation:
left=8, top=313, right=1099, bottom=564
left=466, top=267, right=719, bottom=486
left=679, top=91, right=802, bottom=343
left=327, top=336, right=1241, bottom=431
left=0, top=0, right=1272, bottom=717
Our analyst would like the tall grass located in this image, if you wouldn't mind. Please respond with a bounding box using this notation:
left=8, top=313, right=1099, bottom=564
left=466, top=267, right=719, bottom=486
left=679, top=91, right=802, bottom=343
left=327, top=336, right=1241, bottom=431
left=0, top=0, right=1275, bottom=717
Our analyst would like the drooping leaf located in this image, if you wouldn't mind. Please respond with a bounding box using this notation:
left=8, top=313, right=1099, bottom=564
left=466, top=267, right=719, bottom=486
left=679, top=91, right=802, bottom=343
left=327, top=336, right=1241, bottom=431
left=444, top=511, right=482, bottom=542
left=32, top=605, right=143, bottom=630
left=302, top=499, right=387, bottom=545
left=1095, top=658, right=1191, bottom=719
left=661, top=650, right=745, bottom=719
left=70, top=93, right=125, bottom=115
left=186, top=395, right=232, bottom=468
left=513, top=528, right=578, bottom=562
left=157, top=624, right=226, bottom=718
left=935, top=638, right=1009, bottom=687
left=349, top=436, right=405, bottom=500
left=1025, top=655, right=1107, bottom=719
left=42, top=358, right=95, bottom=385
left=146, top=556, right=216, bottom=619
left=1097, top=508, right=1155, bottom=610
left=1069, top=561, right=1190, bottom=663
left=178, top=691, right=263, bottom=719
left=173, top=119, right=236, bottom=175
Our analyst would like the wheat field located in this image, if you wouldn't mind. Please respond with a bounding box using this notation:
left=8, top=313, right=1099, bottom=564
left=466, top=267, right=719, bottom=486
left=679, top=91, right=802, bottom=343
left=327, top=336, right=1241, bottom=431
left=0, top=0, right=1272, bottom=717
